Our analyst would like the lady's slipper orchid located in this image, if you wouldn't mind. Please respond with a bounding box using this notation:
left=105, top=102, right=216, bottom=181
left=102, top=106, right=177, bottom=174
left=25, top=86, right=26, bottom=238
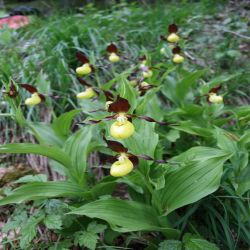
left=172, top=46, right=184, bottom=64
left=167, top=24, right=180, bottom=43
left=75, top=51, right=94, bottom=76
left=208, top=93, right=223, bottom=104
left=110, top=156, right=133, bottom=177
left=80, top=96, right=169, bottom=140
left=107, top=43, right=120, bottom=63
left=109, top=53, right=120, bottom=63
left=173, top=54, right=185, bottom=64
left=142, top=69, right=153, bottom=78
left=110, top=116, right=135, bottom=139
left=103, top=136, right=166, bottom=177
left=25, top=92, right=42, bottom=106
left=20, top=84, right=45, bottom=106
left=138, top=56, right=154, bottom=79
left=207, top=85, right=223, bottom=104
left=76, top=87, right=96, bottom=99
left=129, top=80, right=137, bottom=87
left=76, top=64, right=92, bottom=76
left=127, top=72, right=154, bottom=96
left=138, top=81, right=155, bottom=96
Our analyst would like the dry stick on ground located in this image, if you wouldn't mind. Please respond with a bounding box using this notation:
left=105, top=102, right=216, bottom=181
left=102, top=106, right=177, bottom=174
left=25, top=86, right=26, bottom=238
left=219, top=29, right=250, bottom=40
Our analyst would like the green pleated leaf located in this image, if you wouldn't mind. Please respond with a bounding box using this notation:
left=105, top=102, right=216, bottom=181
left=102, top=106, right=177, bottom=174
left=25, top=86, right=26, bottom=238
left=125, top=121, right=158, bottom=157
left=159, top=147, right=231, bottom=214
left=0, top=181, right=85, bottom=205
left=68, top=198, right=180, bottom=238
left=63, top=126, right=93, bottom=183
left=29, top=122, right=64, bottom=147
left=0, top=143, right=72, bottom=170
left=183, top=233, right=219, bottom=250
left=176, top=70, right=206, bottom=103
left=172, top=121, right=213, bottom=137
left=52, top=109, right=81, bottom=138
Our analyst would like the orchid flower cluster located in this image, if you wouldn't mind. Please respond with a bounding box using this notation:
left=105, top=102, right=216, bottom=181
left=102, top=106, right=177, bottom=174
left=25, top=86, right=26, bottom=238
left=3, top=24, right=224, bottom=177
left=161, top=24, right=185, bottom=64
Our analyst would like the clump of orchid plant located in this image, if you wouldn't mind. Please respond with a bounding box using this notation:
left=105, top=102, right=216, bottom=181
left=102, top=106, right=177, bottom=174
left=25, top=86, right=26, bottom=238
left=207, top=85, right=223, bottom=104
left=139, top=55, right=153, bottom=79
left=75, top=52, right=94, bottom=76
left=107, top=43, right=120, bottom=63
left=75, top=77, right=97, bottom=100
left=172, top=46, right=185, bottom=64
left=21, top=84, right=46, bottom=106
left=166, top=23, right=180, bottom=43
left=161, top=24, right=185, bottom=64
left=3, top=81, right=46, bottom=106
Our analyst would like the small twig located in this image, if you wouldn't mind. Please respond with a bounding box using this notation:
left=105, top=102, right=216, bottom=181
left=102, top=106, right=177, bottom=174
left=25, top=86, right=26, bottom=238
left=220, top=29, right=250, bottom=40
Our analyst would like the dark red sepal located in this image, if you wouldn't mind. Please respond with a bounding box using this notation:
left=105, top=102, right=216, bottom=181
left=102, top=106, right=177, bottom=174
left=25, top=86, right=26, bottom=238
left=38, top=94, right=46, bottom=102
left=107, top=43, right=118, bottom=53
left=136, top=154, right=166, bottom=164
left=90, top=65, right=95, bottom=72
left=103, top=136, right=128, bottom=153
left=76, top=51, right=89, bottom=64
left=172, top=46, right=181, bottom=54
left=168, top=24, right=178, bottom=33
left=128, top=154, right=139, bottom=166
left=139, top=55, right=147, bottom=61
left=108, top=96, right=130, bottom=113
left=160, top=35, right=167, bottom=41
left=78, top=115, right=115, bottom=125
left=20, top=84, right=38, bottom=93
left=135, top=115, right=168, bottom=125
left=138, top=84, right=155, bottom=96
left=99, top=153, right=117, bottom=164
left=77, top=77, right=92, bottom=87
left=103, top=90, right=114, bottom=101
left=209, top=85, right=222, bottom=94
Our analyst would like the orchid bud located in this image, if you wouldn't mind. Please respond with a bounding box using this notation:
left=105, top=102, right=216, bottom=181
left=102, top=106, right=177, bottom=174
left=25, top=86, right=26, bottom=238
left=160, top=47, right=166, bottom=54
left=25, top=93, right=41, bottom=106
left=142, top=70, right=153, bottom=78
left=129, top=80, right=137, bottom=86
left=140, top=81, right=149, bottom=87
left=76, top=88, right=96, bottom=99
left=208, top=93, right=223, bottom=104
left=109, top=53, right=120, bottom=63
left=167, top=33, right=180, bottom=43
left=139, top=60, right=147, bottom=69
left=76, top=63, right=92, bottom=76
left=173, top=54, right=184, bottom=64
left=110, top=157, right=133, bottom=177
left=168, top=44, right=175, bottom=50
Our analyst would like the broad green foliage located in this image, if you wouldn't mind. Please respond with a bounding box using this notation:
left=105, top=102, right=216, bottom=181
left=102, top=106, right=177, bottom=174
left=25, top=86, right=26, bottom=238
left=63, top=126, right=93, bottom=184
left=69, top=198, right=180, bottom=238
left=159, top=147, right=231, bottom=214
left=0, top=1, right=249, bottom=249
left=0, top=143, right=72, bottom=169
left=0, top=181, right=84, bottom=205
